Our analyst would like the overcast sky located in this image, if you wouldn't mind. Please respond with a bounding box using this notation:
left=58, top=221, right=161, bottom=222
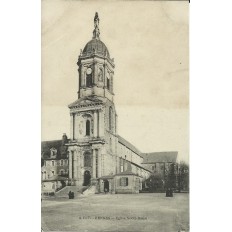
left=42, top=0, right=189, bottom=163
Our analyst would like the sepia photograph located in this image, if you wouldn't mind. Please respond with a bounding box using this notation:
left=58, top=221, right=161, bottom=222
left=41, top=0, right=189, bottom=231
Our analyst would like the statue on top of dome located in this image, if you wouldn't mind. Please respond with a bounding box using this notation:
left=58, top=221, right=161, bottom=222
left=93, top=12, right=100, bottom=40
left=94, top=12, right=99, bottom=28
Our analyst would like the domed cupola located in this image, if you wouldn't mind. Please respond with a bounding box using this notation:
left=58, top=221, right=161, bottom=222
left=82, top=39, right=110, bottom=58
left=80, top=12, right=110, bottom=59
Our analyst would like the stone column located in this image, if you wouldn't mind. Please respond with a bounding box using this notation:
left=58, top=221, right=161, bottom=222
left=92, top=149, right=96, bottom=178
left=98, top=149, right=102, bottom=178
left=99, top=110, right=104, bottom=137
left=70, top=114, right=74, bottom=140
left=77, top=149, right=81, bottom=180
left=93, top=111, right=98, bottom=137
left=81, top=66, right=85, bottom=87
left=73, top=114, right=75, bottom=140
left=73, top=150, right=78, bottom=180
left=115, top=114, right=118, bottom=134
left=69, top=151, right=72, bottom=179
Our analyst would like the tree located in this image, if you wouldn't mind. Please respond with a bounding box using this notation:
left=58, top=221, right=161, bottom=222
left=165, top=163, right=176, bottom=190
left=146, top=173, right=164, bottom=192
left=177, top=161, right=189, bottom=192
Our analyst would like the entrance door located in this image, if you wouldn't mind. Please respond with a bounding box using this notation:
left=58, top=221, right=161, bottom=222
left=83, top=170, right=91, bottom=186
left=104, top=180, right=109, bottom=192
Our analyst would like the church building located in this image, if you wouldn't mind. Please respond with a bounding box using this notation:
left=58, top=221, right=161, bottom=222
left=41, top=13, right=177, bottom=195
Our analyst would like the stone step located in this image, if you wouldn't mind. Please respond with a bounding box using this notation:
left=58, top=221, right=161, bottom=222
left=55, top=186, right=81, bottom=198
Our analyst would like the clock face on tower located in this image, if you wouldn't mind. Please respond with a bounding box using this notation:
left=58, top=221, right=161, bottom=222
left=86, top=68, right=92, bottom=75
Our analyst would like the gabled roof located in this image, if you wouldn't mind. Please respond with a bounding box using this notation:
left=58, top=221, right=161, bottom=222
left=115, top=171, right=139, bottom=176
left=68, top=96, right=103, bottom=108
left=117, top=135, right=142, bottom=157
left=141, top=152, right=178, bottom=164
left=99, top=175, right=115, bottom=179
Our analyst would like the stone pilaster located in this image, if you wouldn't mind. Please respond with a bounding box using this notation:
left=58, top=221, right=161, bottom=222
left=92, top=149, right=96, bottom=178
left=99, top=110, right=104, bottom=137
left=98, top=149, right=102, bottom=177
left=73, top=150, right=78, bottom=180
left=77, top=149, right=81, bottom=180
left=68, top=151, right=72, bottom=179
left=70, top=114, right=74, bottom=140
left=81, top=66, right=85, bottom=87
left=94, top=111, right=98, bottom=137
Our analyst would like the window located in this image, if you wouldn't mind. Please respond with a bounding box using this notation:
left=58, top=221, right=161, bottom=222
left=86, top=120, right=90, bottom=136
left=84, top=152, right=91, bottom=167
left=61, top=160, right=63, bottom=166
left=60, top=170, right=64, bottom=175
left=107, top=76, right=110, bottom=90
left=86, top=74, right=92, bottom=87
left=51, top=171, right=54, bottom=176
left=44, top=161, right=46, bottom=167
left=120, top=177, right=128, bottom=186
left=120, top=158, right=124, bottom=172
left=52, top=161, right=54, bottom=166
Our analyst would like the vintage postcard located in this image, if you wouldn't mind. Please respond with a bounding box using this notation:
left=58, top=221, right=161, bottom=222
left=41, top=0, right=189, bottom=231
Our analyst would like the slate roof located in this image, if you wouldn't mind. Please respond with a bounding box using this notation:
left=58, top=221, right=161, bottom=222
left=83, top=39, right=110, bottom=58
left=141, top=152, right=178, bottom=164
left=117, top=135, right=142, bottom=157
left=99, top=175, right=115, bottom=179
left=115, top=171, right=139, bottom=176
left=68, top=96, right=103, bottom=108
left=41, top=139, right=69, bottom=159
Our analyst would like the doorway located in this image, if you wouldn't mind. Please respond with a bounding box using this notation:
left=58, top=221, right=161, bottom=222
left=83, top=170, right=91, bottom=186
left=104, top=180, right=109, bottom=193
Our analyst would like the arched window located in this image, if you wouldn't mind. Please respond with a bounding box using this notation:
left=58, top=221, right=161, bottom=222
left=86, top=74, right=92, bottom=87
left=86, top=120, right=90, bottom=136
left=60, top=170, right=64, bottom=175
left=84, top=152, right=91, bottom=167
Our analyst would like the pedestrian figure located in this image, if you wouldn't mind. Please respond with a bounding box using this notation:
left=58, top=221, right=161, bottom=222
left=104, top=188, right=107, bottom=194
left=68, top=191, right=72, bottom=199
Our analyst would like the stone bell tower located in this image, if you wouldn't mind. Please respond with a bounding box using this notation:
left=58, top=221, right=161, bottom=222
left=67, top=13, right=118, bottom=188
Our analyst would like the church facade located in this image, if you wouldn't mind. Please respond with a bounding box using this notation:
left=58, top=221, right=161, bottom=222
left=41, top=13, right=177, bottom=195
